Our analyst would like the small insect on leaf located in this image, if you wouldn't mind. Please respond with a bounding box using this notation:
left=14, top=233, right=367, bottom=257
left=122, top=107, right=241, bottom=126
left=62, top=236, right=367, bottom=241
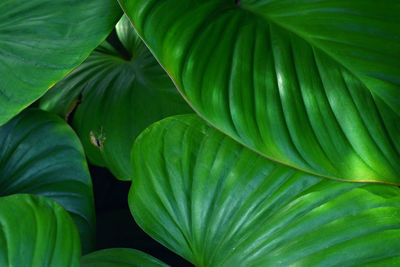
left=90, top=127, right=106, bottom=150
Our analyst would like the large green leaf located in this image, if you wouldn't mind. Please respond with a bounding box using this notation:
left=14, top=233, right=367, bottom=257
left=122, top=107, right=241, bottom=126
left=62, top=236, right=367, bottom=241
left=0, top=194, right=80, bottom=267
left=0, top=0, right=122, bottom=126
left=0, top=109, right=95, bottom=253
left=120, top=0, right=400, bottom=184
left=40, top=15, right=192, bottom=180
left=82, top=248, right=169, bottom=267
left=129, top=114, right=400, bottom=266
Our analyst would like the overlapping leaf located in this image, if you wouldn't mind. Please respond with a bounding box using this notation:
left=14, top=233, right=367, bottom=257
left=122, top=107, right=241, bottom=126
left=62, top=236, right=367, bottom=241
left=129, top=114, right=400, bottom=266
left=82, top=248, right=169, bottom=267
left=0, top=109, right=95, bottom=253
left=120, top=0, right=400, bottom=184
left=0, top=194, right=81, bottom=267
left=40, top=15, right=192, bottom=180
left=0, top=0, right=122, bottom=126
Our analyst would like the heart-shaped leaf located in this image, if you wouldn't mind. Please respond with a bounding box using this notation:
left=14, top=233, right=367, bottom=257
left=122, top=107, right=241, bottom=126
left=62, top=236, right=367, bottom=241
left=0, top=109, right=95, bottom=253
left=129, top=114, right=400, bottom=266
left=0, top=194, right=80, bottom=267
left=120, top=0, right=400, bottom=184
left=0, top=0, right=122, bottom=126
left=82, top=248, right=169, bottom=267
left=40, top=15, right=192, bottom=180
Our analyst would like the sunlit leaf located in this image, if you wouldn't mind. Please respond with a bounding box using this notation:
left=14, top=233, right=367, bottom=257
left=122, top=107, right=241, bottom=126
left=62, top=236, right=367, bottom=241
left=120, top=0, right=400, bottom=184
left=129, top=114, right=400, bottom=266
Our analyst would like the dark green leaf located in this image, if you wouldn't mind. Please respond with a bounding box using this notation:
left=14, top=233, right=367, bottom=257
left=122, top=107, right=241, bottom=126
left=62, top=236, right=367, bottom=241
left=129, top=114, right=400, bottom=266
left=0, top=109, right=95, bottom=253
left=40, top=15, right=192, bottom=180
left=120, top=0, right=400, bottom=184
left=82, top=248, right=169, bottom=267
left=0, top=194, right=80, bottom=267
left=0, top=0, right=122, bottom=126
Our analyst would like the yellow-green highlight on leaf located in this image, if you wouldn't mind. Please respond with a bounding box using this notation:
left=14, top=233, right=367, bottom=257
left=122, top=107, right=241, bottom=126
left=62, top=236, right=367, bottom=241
left=120, top=0, right=400, bottom=184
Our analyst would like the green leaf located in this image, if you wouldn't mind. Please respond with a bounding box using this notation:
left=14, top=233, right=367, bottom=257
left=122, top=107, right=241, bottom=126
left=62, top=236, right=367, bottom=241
left=0, top=0, right=122, bottom=126
left=82, top=248, right=169, bottom=267
left=0, top=194, right=80, bottom=267
left=0, top=109, right=95, bottom=253
left=40, top=15, right=192, bottom=180
left=129, top=114, right=400, bottom=266
left=120, top=0, right=400, bottom=184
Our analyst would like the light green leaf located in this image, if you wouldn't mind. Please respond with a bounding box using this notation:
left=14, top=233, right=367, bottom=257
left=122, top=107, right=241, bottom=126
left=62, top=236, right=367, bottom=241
left=129, top=114, right=400, bottom=266
left=0, top=109, right=95, bottom=253
left=0, top=0, right=122, bottom=126
left=82, top=248, right=169, bottom=267
left=40, top=15, right=192, bottom=180
left=0, top=194, right=80, bottom=267
left=120, top=0, right=400, bottom=184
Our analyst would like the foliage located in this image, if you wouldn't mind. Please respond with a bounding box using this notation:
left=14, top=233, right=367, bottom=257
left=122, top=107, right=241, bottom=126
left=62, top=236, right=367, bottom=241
left=0, top=0, right=399, bottom=266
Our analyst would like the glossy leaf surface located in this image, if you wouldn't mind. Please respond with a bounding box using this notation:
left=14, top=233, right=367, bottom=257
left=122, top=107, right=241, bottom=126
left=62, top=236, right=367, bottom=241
left=40, top=15, right=192, bottom=180
left=0, top=0, right=122, bottom=126
left=0, top=109, right=95, bottom=253
left=120, top=0, right=400, bottom=184
left=0, top=194, right=80, bottom=267
left=129, top=114, right=400, bottom=266
left=82, top=248, right=169, bottom=267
